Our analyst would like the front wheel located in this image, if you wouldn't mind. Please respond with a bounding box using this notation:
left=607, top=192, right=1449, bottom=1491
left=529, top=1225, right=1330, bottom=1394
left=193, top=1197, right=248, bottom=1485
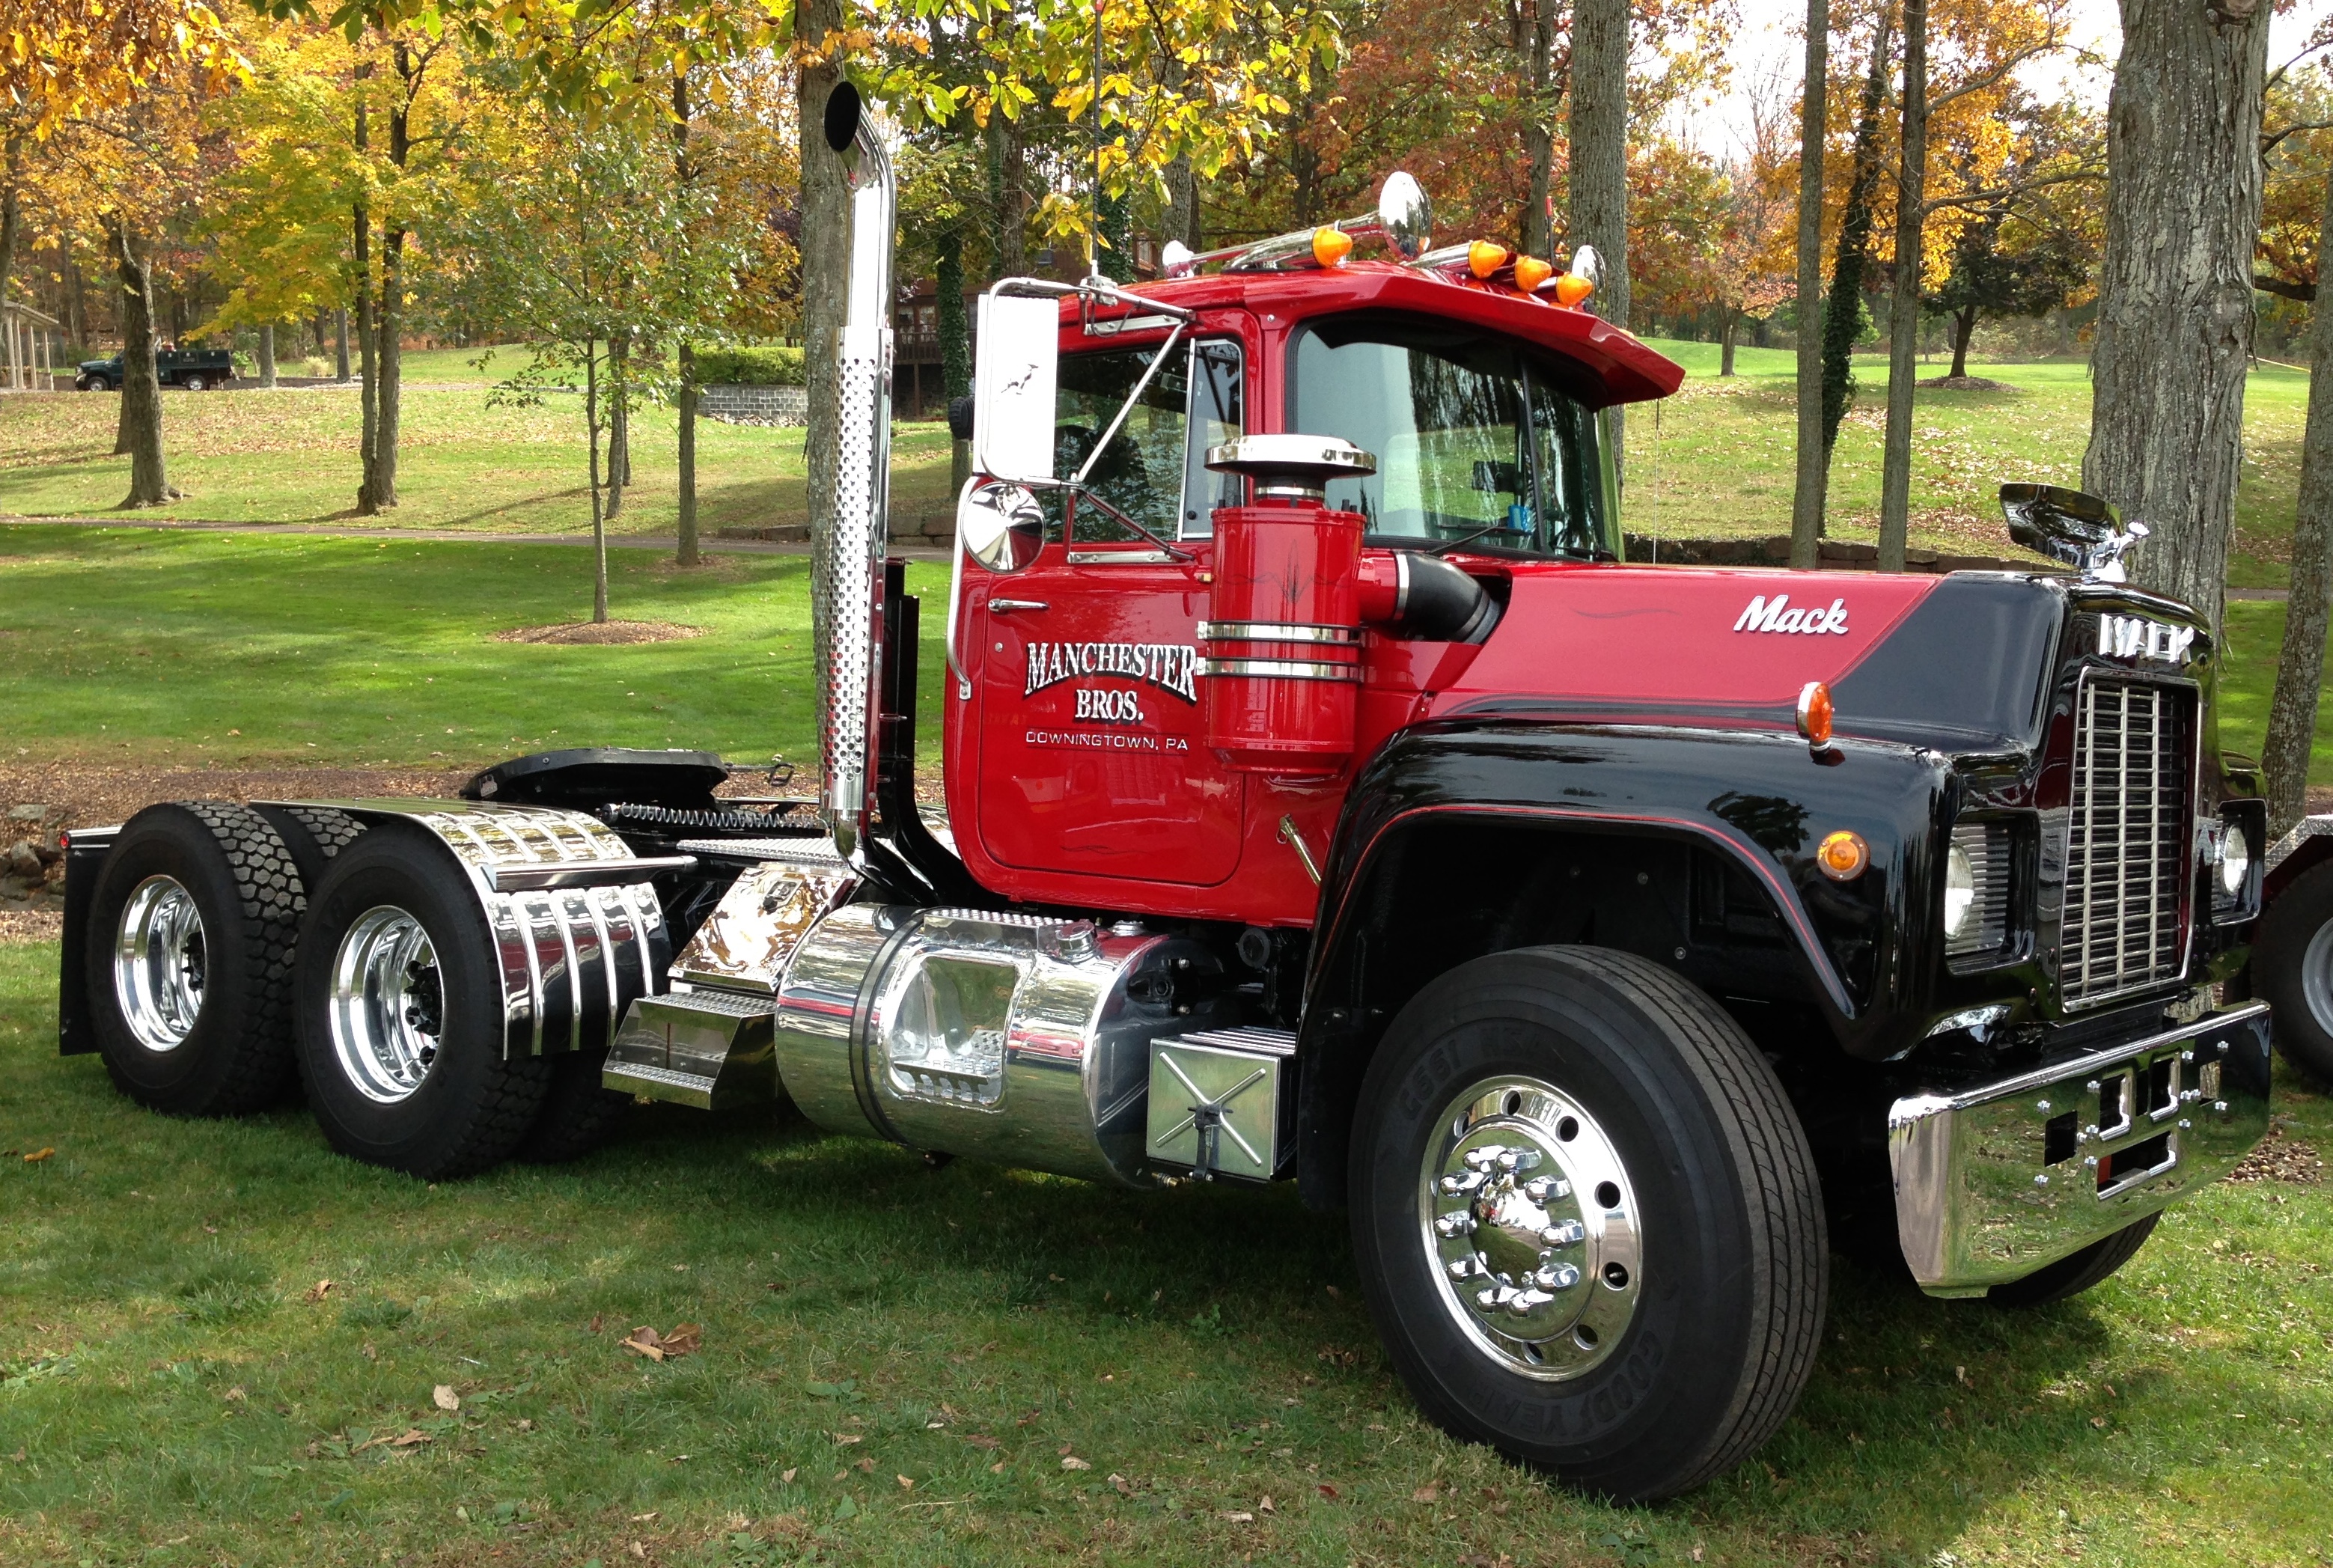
left=1349, top=946, right=1828, bottom=1503
left=2257, top=857, right=2333, bottom=1085
left=182, top=373, right=206, bottom=392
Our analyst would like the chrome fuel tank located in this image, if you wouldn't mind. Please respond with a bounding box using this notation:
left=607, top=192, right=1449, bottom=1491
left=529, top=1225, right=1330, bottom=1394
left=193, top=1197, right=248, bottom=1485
left=772, top=905, right=1237, bottom=1184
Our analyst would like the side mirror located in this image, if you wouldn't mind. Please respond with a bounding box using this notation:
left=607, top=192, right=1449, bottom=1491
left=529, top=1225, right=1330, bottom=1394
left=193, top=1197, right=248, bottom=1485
left=972, top=293, right=1058, bottom=485
left=958, top=478, right=1046, bottom=574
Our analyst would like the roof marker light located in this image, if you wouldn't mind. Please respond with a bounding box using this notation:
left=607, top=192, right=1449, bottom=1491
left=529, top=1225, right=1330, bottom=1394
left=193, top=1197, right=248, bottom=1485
left=1312, top=227, right=1355, bottom=268
left=1514, top=255, right=1554, bottom=292
left=1553, top=272, right=1594, bottom=308
left=1468, top=240, right=1511, bottom=278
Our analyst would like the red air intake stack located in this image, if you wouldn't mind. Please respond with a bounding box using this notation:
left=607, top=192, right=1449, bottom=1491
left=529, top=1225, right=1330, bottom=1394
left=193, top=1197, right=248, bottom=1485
left=1198, top=436, right=1379, bottom=775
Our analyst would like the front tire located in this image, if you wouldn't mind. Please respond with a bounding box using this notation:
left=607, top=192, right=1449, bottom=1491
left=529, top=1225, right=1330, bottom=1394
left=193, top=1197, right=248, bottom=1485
left=1350, top=946, right=1827, bottom=1503
left=2256, top=857, right=2333, bottom=1084
left=84, top=803, right=303, bottom=1114
left=294, top=823, right=549, bottom=1178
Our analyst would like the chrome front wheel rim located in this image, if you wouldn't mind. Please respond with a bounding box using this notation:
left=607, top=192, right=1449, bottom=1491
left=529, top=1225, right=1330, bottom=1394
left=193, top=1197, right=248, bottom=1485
left=2302, top=918, right=2333, bottom=1040
left=1418, top=1074, right=1643, bottom=1381
left=329, top=906, right=444, bottom=1103
left=113, top=875, right=207, bottom=1052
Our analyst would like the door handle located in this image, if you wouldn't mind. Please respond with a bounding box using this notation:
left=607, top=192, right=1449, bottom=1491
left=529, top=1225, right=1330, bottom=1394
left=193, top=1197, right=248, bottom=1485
left=989, top=598, right=1049, bottom=612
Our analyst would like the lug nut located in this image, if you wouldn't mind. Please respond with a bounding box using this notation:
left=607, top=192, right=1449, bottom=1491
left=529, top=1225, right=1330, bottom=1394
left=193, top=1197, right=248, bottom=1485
left=1433, top=1215, right=1477, bottom=1239
left=1539, top=1219, right=1585, bottom=1246
left=1534, top=1264, right=1581, bottom=1290
left=1522, top=1177, right=1570, bottom=1204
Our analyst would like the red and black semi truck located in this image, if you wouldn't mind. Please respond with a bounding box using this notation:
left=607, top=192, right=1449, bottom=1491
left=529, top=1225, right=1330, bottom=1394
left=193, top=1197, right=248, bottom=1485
left=54, top=89, right=2275, bottom=1501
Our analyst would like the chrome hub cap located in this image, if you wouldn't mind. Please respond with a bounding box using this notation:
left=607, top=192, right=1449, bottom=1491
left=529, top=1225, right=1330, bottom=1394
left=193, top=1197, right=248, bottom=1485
left=113, top=876, right=207, bottom=1052
left=2303, top=918, right=2333, bottom=1039
left=329, top=906, right=444, bottom=1103
left=1420, top=1075, right=1642, bottom=1379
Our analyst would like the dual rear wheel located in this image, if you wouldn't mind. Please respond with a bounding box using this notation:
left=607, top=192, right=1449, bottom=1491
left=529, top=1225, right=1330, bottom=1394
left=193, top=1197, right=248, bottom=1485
left=84, top=803, right=627, bottom=1177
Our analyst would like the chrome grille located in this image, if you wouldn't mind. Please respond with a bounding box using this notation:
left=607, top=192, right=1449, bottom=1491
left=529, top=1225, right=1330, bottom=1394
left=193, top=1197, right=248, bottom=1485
left=2062, top=679, right=2190, bottom=1005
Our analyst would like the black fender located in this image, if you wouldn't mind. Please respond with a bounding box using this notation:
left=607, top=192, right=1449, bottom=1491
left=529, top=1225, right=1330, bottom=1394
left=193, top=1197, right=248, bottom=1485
left=1292, top=719, right=1955, bottom=1207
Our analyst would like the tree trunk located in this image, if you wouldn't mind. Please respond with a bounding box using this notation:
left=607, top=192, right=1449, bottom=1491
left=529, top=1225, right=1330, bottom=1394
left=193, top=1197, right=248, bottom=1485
left=938, top=228, right=973, bottom=495
left=1822, top=9, right=1893, bottom=469
left=587, top=339, right=609, bottom=623
left=107, top=219, right=172, bottom=507
left=677, top=341, right=700, bottom=566
left=1720, top=310, right=1739, bottom=376
left=1949, top=307, right=1974, bottom=378
left=1570, top=0, right=1630, bottom=486
left=0, top=135, right=22, bottom=387
left=2082, top=0, right=2270, bottom=638
left=355, top=202, right=379, bottom=512
left=1790, top=0, right=1831, bottom=570
left=1159, top=45, right=1201, bottom=251
left=1522, top=1, right=1557, bottom=258
left=1877, top=0, right=1927, bottom=572
left=605, top=329, right=629, bottom=520
left=334, top=308, right=350, bottom=381
left=257, top=323, right=277, bottom=388
left=2264, top=170, right=2333, bottom=834
left=799, top=0, right=850, bottom=768
left=362, top=42, right=418, bottom=514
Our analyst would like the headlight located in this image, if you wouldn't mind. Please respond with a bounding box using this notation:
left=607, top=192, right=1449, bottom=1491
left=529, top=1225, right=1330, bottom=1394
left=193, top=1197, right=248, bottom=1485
left=1944, top=843, right=1977, bottom=939
left=2218, top=825, right=2251, bottom=897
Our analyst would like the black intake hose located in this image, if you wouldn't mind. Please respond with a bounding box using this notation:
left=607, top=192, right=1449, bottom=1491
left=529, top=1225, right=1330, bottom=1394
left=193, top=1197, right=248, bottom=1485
left=1386, top=551, right=1497, bottom=642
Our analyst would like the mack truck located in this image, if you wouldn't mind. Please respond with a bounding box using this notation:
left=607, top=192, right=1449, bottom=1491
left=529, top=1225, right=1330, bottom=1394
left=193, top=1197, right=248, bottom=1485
left=55, top=88, right=2275, bottom=1503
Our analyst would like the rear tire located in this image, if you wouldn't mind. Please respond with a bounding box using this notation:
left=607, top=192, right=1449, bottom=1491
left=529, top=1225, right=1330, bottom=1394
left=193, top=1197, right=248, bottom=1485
left=514, top=1052, right=632, bottom=1164
left=294, top=823, right=549, bottom=1179
left=252, top=805, right=366, bottom=900
left=2255, top=858, right=2333, bottom=1084
left=183, top=373, right=207, bottom=392
left=1989, top=1214, right=2159, bottom=1308
left=84, top=802, right=302, bottom=1115
left=1349, top=946, right=1827, bottom=1503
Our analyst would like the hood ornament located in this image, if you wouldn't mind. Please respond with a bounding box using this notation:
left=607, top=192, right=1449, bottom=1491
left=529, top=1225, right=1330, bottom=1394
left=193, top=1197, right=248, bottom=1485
left=1999, top=483, right=2150, bottom=583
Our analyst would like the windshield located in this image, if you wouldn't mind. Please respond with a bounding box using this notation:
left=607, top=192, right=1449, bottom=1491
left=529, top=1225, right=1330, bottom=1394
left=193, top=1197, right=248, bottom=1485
left=1290, top=316, right=1614, bottom=558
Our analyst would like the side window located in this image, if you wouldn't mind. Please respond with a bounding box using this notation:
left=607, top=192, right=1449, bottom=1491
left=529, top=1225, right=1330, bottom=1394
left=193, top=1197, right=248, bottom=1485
left=1180, top=340, right=1245, bottom=537
left=1055, top=346, right=1189, bottom=543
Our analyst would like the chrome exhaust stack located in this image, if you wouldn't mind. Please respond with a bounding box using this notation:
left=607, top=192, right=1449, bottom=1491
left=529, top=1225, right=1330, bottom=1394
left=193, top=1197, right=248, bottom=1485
left=818, top=82, right=896, bottom=858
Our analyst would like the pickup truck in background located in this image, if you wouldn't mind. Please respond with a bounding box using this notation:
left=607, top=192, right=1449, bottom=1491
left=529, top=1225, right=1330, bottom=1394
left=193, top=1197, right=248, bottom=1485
left=74, top=347, right=236, bottom=392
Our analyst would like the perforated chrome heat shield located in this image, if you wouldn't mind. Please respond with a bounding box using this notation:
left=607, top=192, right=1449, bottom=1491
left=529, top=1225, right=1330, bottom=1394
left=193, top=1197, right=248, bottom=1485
left=818, top=98, right=897, bottom=857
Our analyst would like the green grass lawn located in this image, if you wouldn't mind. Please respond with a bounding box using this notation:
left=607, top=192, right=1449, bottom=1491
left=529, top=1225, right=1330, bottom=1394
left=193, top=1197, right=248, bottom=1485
left=1, top=941, right=2329, bottom=1567
left=0, top=382, right=960, bottom=542
left=0, top=527, right=953, bottom=771
left=5, top=339, right=2310, bottom=587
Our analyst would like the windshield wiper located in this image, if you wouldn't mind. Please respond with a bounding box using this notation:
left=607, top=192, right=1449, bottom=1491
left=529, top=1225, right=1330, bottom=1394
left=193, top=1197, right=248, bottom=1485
left=1426, top=522, right=1534, bottom=555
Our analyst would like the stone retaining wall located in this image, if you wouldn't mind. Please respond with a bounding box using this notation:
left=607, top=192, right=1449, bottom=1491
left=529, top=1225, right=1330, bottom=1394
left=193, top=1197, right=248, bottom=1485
left=700, top=383, right=808, bottom=426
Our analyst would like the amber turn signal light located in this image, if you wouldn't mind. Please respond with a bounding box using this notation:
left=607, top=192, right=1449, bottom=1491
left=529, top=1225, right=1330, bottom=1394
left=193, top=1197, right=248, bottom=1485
left=1553, top=272, right=1595, bottom=308
left=1816, top=829, right=1870, bottom=882
left=1796, top=680, right=1835, bottom=750
left=1514, top=255, right=1554, bottom=292
left=1469, top=239, right=1511, bottom=278
left=1312, top=227, right=1354, bottom=267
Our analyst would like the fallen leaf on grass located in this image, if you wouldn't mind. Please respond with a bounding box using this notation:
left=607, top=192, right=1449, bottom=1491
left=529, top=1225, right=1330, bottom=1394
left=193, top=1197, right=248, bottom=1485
left=350, top=1429, right=431, bottom=1453
left=304, top=1280, right=334, bottom=1304
left=989, top=1460, right=1005, bottom=1473
left=621, top=1323, right=701, bottom=1362
left=1316, top=1483, right=1338, bottom=1499
left=781, top=1468, right=797, bottom=1483
left=964, top=1433, right=998, bottom=1450
left=224, top=1387, right=246, bottom=1403
left=833, top=1433, right=862, bottom=1445
left=2091, top=1415, right=2108, bottom=1428
left=7, top=1448, right=24, bottom=1463
left=1412, top=1483, right=1442, bottom=1504
left=629, top=1511, right=658, bottom=1522
left=589, top=1314, right=603, bottom=1334
left=854, top=1457, right=876, bottom=1474
left=1219, top=1510, right=1254, bottom=1523
left=1259, top=1495, right=1276, bottom=1514
left=22, top=1149, right=53, bottom=1164
left=433, top=1385, right=460, bottom=1412
left=896, top=1474, right=915, bottom=1489
left=514, top=1419, right=532, bottom=1433
left=1109, top=1473, right=1132, bottom=1496
left=1061, top=1456, right=1091, bottom=1471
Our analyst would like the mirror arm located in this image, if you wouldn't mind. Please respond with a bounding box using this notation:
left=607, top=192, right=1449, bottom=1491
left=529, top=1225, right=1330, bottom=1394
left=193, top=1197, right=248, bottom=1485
left=1041, top=481, right=1195, bottom=562
left=945, top=478, right=977, bottom=700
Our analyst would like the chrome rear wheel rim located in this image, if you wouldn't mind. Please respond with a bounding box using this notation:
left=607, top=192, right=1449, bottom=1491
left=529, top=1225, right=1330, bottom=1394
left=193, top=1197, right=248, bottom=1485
left=113, top=875, right=207, bottom=1052
left=1418, top=1074, right=1642, bottom=1380
left=2303, top=918, right=2333, bottom=1039
left=329, top=906, right=443, bottom=1103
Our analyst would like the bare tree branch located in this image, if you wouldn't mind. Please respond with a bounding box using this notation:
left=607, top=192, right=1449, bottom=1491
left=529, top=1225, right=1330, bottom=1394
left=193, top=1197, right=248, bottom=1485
left=2255, top=272, right=2317, bottom=302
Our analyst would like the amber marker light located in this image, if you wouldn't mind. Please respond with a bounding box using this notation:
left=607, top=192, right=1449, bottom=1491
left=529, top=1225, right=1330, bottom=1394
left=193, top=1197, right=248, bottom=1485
left=1514, top=255, right=1554, bottom=292
left=1796, top=679, right=1835, bottom=750
left=1468, top=239, right=1511, bottom=278
left=1553, top=272, right=1595, bottom=308
left=1816, top=830, right=1870, bottom=882
left=1312, top=226, right=1355, bottom=267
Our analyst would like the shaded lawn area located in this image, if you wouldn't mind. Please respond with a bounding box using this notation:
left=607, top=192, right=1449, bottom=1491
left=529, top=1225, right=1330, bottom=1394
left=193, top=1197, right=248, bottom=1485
left=1, top=940, right=2329, bottom=1567
left=0, top=527, right=952, bottom=771
left=0, top=385, right=960, bottom=542
left=3, top=525, right=2330, bottom=783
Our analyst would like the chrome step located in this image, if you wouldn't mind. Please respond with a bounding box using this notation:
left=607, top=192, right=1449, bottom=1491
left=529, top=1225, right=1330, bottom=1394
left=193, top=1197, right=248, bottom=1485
left=605, top=987, right=778, bottom=1110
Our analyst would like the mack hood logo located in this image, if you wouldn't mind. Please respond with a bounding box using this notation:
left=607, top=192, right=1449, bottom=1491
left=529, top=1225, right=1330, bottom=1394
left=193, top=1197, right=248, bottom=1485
left=1733, top=594, right=1849, bottom=636
left=1025, top=641, right=1200, bottom=704
left=2099, top=614, right=2195, bottom=665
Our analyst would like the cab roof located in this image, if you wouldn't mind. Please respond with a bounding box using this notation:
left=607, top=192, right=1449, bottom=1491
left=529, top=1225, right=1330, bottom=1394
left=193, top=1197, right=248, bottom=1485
left=1061, top=260, right=1686, bottom=406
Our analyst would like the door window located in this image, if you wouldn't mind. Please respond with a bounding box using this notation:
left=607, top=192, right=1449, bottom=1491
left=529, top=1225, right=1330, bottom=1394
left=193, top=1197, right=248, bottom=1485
left=1048, top=338, right=1245, bottom=544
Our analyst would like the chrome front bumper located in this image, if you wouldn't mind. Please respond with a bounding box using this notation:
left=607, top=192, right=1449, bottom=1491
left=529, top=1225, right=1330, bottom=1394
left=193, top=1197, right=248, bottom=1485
left=1888, top=1002, right=2272, bottom=1296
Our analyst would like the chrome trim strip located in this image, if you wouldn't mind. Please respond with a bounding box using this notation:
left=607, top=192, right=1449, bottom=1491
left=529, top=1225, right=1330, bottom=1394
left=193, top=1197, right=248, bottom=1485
left=1198, top=620, right=1361, bottom=645
left=1198, top=657, right=1362, bottom=683
left=486, top=855, right=695, bottom=891
left=1067, top=548, right=1179, bottom=565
